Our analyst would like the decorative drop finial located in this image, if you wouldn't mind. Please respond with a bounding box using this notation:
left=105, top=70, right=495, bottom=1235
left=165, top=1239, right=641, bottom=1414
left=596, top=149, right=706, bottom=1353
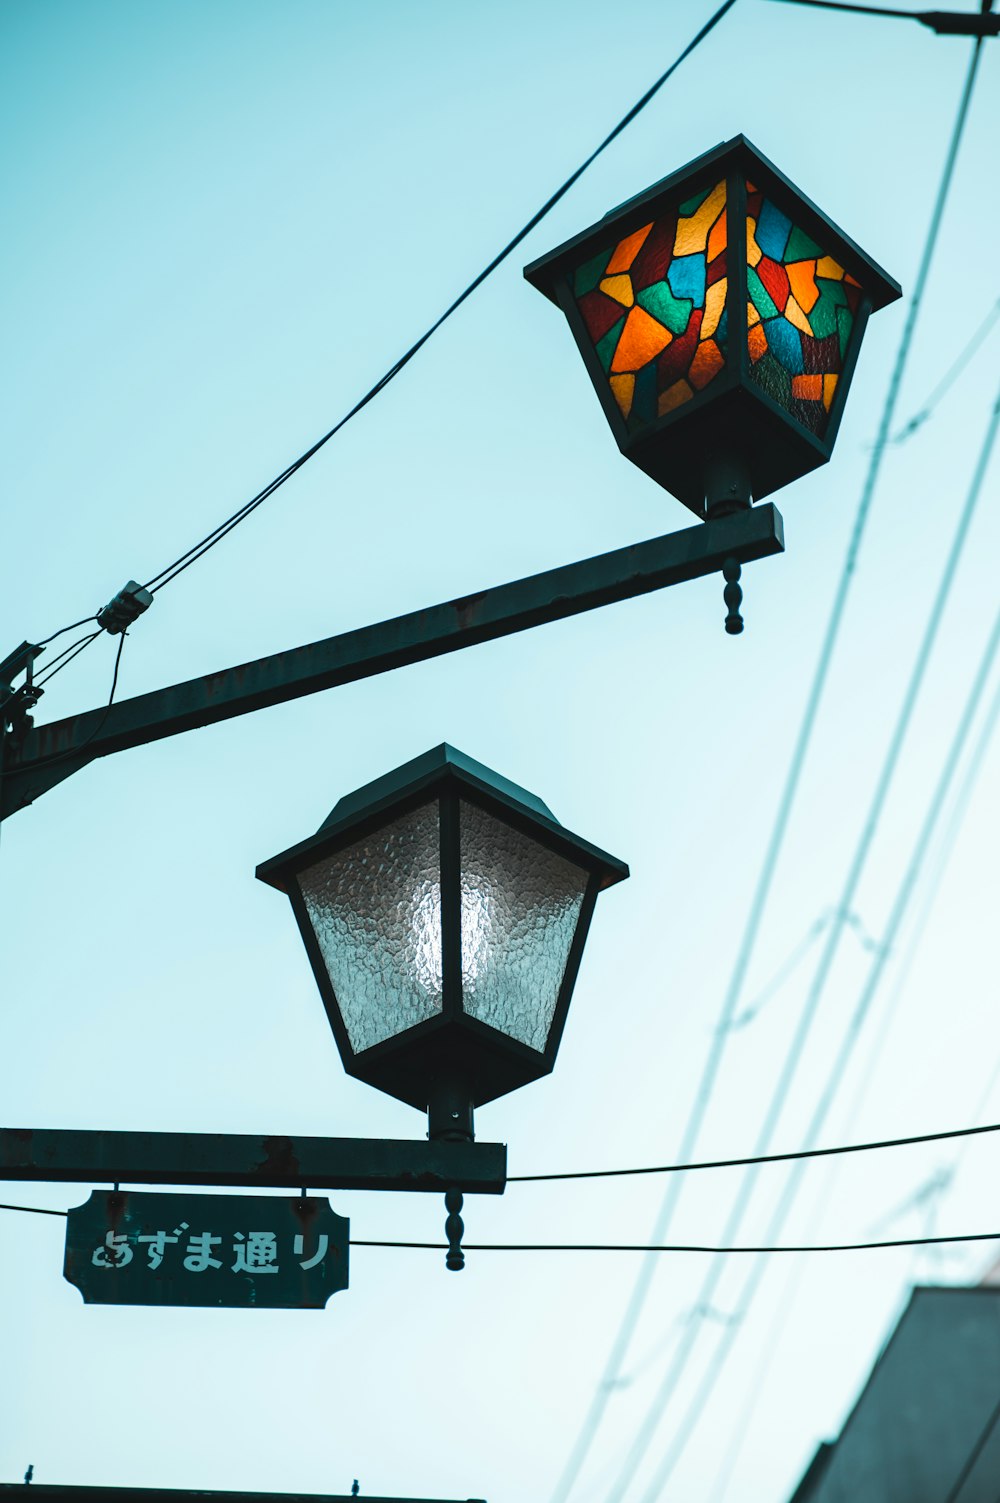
left=723, top=557, right=743, bottom=635
left=445, top=1187, right=465, bottom=1271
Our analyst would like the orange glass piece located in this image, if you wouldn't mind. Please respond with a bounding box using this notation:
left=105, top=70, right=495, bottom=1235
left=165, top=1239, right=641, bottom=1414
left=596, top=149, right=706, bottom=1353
left=689, top=339, right=725, bottom=390
left=747, top=301, right=762, bottom=328
left=748, top=322, right=767, bottom=362
left=817, top=254, right=845, bottom=281
left=674, top=180, right=726, bottom=257
left=611, top=306, right=673, bottom=372
left=600, top=274, right=635, bottom=308
left=657, top=379, right=694, bottom=416
left=606, top=223, right=653, bottom=274
left=845, top=272, right=861, bottom=287
left=784, top=295, right=814, bottom=337
left=823, top=373, right=839, bottom=410
left=746, top=217, right=763, bottom=267
left=702, top=278, right=727, bottom=339
left=707, top=209, right=727, bottom=264
left=792, top=374, right=822, bottom=400
left=610, top=373, right=635, bottom=419
left=787, top=260, right=820, bottom=314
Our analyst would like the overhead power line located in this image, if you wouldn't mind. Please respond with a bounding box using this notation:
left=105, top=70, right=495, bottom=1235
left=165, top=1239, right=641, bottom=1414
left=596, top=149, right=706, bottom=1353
left=508, top=1115, right=1000, bottom=1183
left=1, top=1201, right=998, bottom=1256
left=551, top=32, right=988, bottom=1503
left=138, top=0, right=738, bottom=598
left=631, top=382, right=1000, bottom=1503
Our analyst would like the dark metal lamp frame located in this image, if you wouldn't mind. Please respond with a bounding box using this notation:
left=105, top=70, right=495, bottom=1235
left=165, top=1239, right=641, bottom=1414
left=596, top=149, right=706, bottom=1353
left=257, top=745, right=629, bottom=1126
left=525, top=134, right=901, bottom=515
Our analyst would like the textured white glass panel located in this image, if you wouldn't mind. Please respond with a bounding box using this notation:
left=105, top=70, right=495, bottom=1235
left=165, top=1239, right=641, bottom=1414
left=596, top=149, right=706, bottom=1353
left=459, top=800, right=588, bottom=1052
left=297, top=801, right=443, bottom=1053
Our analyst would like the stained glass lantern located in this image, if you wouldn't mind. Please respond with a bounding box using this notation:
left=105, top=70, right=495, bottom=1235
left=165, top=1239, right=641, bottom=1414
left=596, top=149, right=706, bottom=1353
left=524, top=135, right=901, bottom=517
left=256, top=745, right=628, bottom=1139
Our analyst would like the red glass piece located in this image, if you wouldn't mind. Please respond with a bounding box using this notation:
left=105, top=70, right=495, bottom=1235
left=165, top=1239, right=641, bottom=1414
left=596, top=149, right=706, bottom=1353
left=579, top=289, right=629, bottom=344
left=746, top=189, right=763, bottom=220
left=757, top=256, right=790, bottom=312
left=630, top=214, right=678, bottom=292
left=844, top=280, right=862, bottom=313
left=707, top=249, right=727, bottom=287
left=802, top=332, right=840, bottom=375
left=656, top=306, right=703, bottom=390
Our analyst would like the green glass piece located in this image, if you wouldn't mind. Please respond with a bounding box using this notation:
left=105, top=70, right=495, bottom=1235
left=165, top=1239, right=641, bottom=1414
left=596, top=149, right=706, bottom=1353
left=747, top=266, right=778, bottom=322
left=678, top=184, right=711, bottom=217
left=785, top=225, right=823, bottom=262
left=836, top=305, right=854, bottom=359
left=751, top=350, right=793, bottom=407
left=809, top=280, right=847, bottom=339
left=637, top=281, right=693, bottom=336
left=595, top=316, right=625, bottom=374
left=574, top=249, right=612, bottom=299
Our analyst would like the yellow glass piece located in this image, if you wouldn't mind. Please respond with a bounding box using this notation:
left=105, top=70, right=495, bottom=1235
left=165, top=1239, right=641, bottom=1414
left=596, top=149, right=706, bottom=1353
left=609, top=373, right=635, bottom=419
left=792, top=374, right=822, bottom=400
left=707, top=210, right=727, bottom=264
left=748, top=322, right=767, bottom=362
left=611, top=306, right=673, bottom=372
left=657, top=379, right=694, bottom=417
left=747, top=301, right=762, bottom=328
left=823, top=373, right=838, bottom=410
left=702, top=279, right=727, bottom=339
left=784, top=295, right=814, bottom=337
left=606, top=223, right=653, bottom=274
left=787, top=260, right=820, bottom=314
left=689, top=339, right=724, bottom=390
left=600, top=274, right=635, bottom=308
left=817, top=255, right=845, bottom=281
left=746, top=218, right=763, bottom=268
left=674, top=181, right=726, bottom=257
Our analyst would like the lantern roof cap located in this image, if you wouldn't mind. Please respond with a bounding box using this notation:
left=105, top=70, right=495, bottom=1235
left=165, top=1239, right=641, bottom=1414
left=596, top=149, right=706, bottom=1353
left=524, top=133, right=901, bottom=313
left=256, top=744, right=630, bottom=892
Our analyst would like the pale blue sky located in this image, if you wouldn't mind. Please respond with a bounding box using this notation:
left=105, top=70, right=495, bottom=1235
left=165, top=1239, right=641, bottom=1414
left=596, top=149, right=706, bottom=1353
left=2, top=2, right=999, bottom=1500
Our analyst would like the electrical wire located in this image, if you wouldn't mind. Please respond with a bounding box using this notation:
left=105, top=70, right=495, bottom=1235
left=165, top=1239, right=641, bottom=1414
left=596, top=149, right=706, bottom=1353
left=890, top=293, right=1000, bottom=443
left=33, top=631, right=102, bottom=688
left=34, top=614, right=99, bottom=650
left=138, top=0, right=738, bottom=598
left=0, top=1200, right=997, bottom=1255
left=709, top=658, right=1000, bottom=1499
left=549, top=37, right=987, bottom=1500
left=615, top=371, right=1000, bottom=1503
left=11, top=632, right=129, bottom=781
left=507, top=1116, right=1000, bottom=1184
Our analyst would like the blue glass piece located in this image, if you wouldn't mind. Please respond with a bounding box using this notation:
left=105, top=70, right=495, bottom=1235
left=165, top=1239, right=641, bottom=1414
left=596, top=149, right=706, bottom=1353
left=756, top=200, right=792, bottom=262
left=762, top=316, right=804, bottom=373
left=667, top=254, right=706, bottom=306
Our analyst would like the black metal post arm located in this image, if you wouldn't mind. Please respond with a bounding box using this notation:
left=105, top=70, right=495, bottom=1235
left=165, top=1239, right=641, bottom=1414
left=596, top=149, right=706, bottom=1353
left=0, top=1127, right=507, bottom=1195
left=0, top=505, right=783, bottom=820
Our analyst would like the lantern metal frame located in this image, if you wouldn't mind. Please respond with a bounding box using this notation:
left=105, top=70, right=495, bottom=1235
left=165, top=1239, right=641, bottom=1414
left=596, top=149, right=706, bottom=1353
left=524, top=134, right=901, bottom=515
left=256, top=745, right=629, bottom=1126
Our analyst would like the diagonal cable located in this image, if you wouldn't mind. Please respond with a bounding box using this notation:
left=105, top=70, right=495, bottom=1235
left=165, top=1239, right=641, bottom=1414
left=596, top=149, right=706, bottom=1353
left=549, top=31, right=986, bottom=1503
left=632, top=382, right=1000, bottom=1503
left=141, top=0, right=739, bottom=596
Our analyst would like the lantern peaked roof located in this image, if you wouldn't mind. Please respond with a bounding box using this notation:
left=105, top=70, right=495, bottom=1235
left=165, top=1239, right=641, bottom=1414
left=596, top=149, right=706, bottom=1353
left=256, top=744, right=630, bottom=893
left=524, top=133, right=901, bottom=313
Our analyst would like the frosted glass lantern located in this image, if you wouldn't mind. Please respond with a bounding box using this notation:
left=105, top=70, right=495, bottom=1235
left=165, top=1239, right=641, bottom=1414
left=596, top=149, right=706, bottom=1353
left=256, top=745, right=628, bottom=1133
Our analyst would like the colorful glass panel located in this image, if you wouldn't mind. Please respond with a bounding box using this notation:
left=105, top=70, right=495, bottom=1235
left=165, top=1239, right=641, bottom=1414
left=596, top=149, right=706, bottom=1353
left=745, top=180, right=861, bottom=436
left=572, top=180, right=728, bottom=432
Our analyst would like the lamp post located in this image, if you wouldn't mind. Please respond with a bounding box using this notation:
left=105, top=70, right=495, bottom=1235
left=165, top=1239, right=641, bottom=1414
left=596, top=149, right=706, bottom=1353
left=525, top=134, right=901, bottom=628
left=257, top=745, right=628, bottom=1264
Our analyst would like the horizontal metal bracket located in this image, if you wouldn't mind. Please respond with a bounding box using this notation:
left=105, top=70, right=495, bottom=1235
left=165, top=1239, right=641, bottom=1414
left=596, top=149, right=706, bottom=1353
left=0, top=1128, right=507, bottom=1195
left=0, top=504, right=783, bottom=820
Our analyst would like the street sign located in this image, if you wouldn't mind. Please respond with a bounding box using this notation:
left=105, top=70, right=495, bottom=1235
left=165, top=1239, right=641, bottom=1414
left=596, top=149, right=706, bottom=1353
left=64, top=1191, right=348, bottom=1308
